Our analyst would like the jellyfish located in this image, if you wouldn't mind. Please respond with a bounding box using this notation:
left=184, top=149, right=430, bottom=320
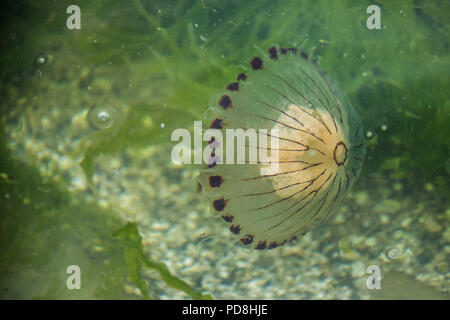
left=198, top=46, right=366, bottom=250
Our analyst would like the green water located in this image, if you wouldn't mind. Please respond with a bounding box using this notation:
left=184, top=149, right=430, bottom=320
left=0, top=0, right=448, bottom=299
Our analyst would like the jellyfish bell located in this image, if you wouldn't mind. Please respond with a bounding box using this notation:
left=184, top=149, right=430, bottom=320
left=198, top=46, right=366, bottom=250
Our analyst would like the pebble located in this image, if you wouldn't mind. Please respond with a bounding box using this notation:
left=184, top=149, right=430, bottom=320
left=401, top=217, right=413, bottom=228
left=354, top=191, right=369, bottom=206
left=435, top=262, right=448, bottom=274
left=70, top=175, right=87, bottom=191
left=374, top=199, right=401, bottom=214
left=151, top=221, right=170, bottom=231
left=424, top=216, right=443, bottom=233
left=333, top=213, right=346, bottom=224
left=379, top=214, right=390, bottom=225
left=59, top=155, right=73, bottom=170
left=351, top=261, right=366, bottom=278
left=364, top=237, right=377, bottom=247
left=40, top=116, right=50, bottom=128
left=442, top=227, right=450, bottom=243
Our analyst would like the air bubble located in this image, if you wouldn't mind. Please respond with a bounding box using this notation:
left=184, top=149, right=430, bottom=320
left=240, top=246, right=253, bottom=254
left=87, top=106, right=115, bottom=129
left=365, top=131, right=373, bottom=139
left=387, top=246, right=400, bottom=259
left=35, top=53, right=49, bottom=65
left=193, top=235, right=214, bottom=254
left=381, top=124, right=388, bottom=131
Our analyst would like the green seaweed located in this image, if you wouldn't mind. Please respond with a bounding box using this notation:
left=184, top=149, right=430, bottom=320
left=0, top=122, right=129, bottom=299
left=0, top=121, right=213, bottom=299
left=113, top=222, right=214, bottom=300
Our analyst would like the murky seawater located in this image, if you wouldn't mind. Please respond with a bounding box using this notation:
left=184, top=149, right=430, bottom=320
left=0, top=0, right=448, bottom=300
